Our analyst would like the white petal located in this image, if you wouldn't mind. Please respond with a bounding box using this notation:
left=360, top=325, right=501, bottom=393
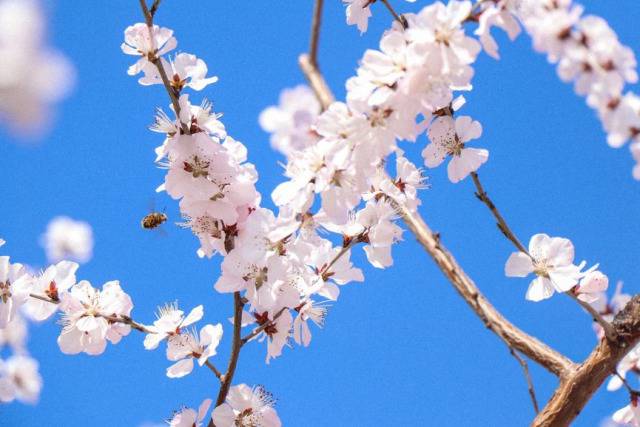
left=525, top=277, right=555, bottom=302
left=166, top=358, right=194, bottom=378
left=504, top=252, right=534, bottom=277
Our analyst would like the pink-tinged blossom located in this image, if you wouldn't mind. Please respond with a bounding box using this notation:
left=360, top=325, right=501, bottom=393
left=140, top=52, right=218, bottom=91
left=121, top=23, right=177, bottom=77
left=212, top=384, right=281, bottom=427
left=144, top=303, right=204, bottom=350
left=574, top=269, right=608, bottom=304
left=0, top=355, right=42, bottom=404
left=344, top=0, right=372, bottom=34
left=169, top=399, right=212, bottom=427
left=40, top=216, right=93, bottom=264
left=505, top=233, right=584, bottom=302
left=22, top=260, right=77, bottom=322
left=166, top=323, right=223, bottom=378
left=0, top=256, right=30, bottom=329
left=422, top=115, right=487, bottom=183
left=613, top=398, right=640, bottom=427
left=591, top=281, right=631, bottom=340
left=259, top=85, right=321, bottom=157
left=57, top=280, right=133, bottom=356
left=407, top=1, right=481, bottom=81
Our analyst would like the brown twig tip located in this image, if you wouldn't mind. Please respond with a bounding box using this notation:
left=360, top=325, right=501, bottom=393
left=380, top=0, right=408, bottom=29
left=509, top=348, right=539, bottom=414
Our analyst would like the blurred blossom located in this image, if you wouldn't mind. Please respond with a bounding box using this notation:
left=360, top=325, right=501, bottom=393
left=0, top=354, right=42, bottom=404
left=41, top=217, right=93, bottom=263
left=0, top=0, right=74, bottom=136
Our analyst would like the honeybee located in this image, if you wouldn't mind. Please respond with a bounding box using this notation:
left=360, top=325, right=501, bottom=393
left=141, top=211, right=168, bottom=230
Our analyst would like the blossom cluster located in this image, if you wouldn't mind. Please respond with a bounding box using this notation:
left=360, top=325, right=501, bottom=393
left=0, top=241, right=135, bottom=404
left=515, top=0, right=640, bottom=178
left=0, top=0, right=73, bottom=135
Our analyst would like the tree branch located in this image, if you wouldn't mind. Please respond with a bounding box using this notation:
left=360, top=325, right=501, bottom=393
left=299, top=54, right=334, bottom=111
left=470, top=172, right=529, bottom=255
left=533, top=295, right=640, bottom=426
left=298, top=50, right=574, bottom=379
left=309, top=0, right=324, bottom=66
left=208, top=292, right=245, bottom=427
left=393, top=201, right=575, bottom=377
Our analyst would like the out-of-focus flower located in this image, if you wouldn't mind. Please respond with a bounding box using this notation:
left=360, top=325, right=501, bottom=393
left=0, top=0, right=74, bottom=135
left=40, top=217, right=93, bottom=264
left=0, top=355, right=42, bottom=404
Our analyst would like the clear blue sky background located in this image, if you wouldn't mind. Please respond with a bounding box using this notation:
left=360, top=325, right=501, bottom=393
left=2, top=1, right=639, bottom=426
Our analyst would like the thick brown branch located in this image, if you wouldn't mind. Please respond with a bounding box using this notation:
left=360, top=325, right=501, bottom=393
left=533, top=295, right=640, bottom=426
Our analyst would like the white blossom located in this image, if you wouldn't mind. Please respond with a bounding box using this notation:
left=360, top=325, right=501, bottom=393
left=166, top=323, right=223, bottom=378
left=505, top=234, right=584, bottom=302
left=168, top=399, right=212, bottom=427
left=212, top=384, right=281, bottom=427
left=144, top=303, right=203, bottom=350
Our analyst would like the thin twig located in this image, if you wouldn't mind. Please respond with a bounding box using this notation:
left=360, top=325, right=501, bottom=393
left=205, top=360, right=224, bottom=382
left=509, top=347, right=539, bottom=414
left=149, top=0, right=161, bottom=18
left=209, top=292, right=244, bottom=426
left=309, top=0, right=324, bottom=66
left=470, top=172, right=529, bottom=255
left=380, top=0, right=408, bottom=29
left=569, top=292, right=618, bottom=342
left=138, top=0, right=189, bottom=135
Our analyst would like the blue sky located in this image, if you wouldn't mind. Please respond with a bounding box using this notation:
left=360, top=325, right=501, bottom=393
left=2, top=1, right=640, bottom=426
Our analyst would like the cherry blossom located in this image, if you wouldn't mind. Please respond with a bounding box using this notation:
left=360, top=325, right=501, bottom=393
left=166, top=323, right=223, bottom=378
left=608, top=344, right=640, bottom=392
left=422, top=115, right=487, bottom=183
left=574, top=269, right=608, bottom=304
left=21, top=260, right=78, bottom=322
left=121, top=23, right=177, bottom=78
left=292, top=299, right=327, bottom=347
left=0, top=256, right=30, bottom=329
left=474, top=2, right=521, bottom=59
left=259, top=85, right=321, bottom=157
left=0, top=355, right=42, bottom=404
left=613, top=399, right=640, bottom=427
left=57, top=280, right=133, bottom=355
left=144, top=303, right=204, bottom=350
left=212, top=384, right=281, bottom=427
left=169, top=399, right=212, bottom=427
left=40, top=216, right=94, bottom=264
left=505, top=234, right=584, bottom=302
left=140, top=52, right=218, bottom=91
